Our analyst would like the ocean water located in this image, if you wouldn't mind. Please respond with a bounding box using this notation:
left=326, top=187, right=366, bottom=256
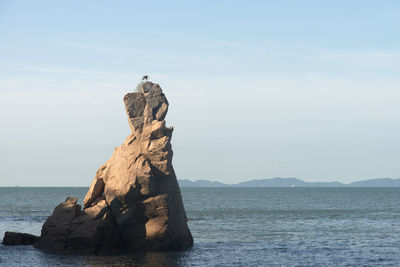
left=1, top=187, right=400, bottom=266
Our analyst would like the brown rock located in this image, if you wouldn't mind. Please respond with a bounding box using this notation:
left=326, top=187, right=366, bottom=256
left=2, top=232, right=39, bottom=246
left=34, top=81, right=193, bottom=254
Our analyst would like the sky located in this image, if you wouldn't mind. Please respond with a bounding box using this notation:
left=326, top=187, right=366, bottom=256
left=1, top=1, right=400, bottom=186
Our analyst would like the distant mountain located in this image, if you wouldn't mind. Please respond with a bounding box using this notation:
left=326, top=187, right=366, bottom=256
left=178, top=179, right=228, bottom=187
left=235, top=178, right=345, bottom=187
left=349, top=178, right=400, bottom=187
left=179, top=177, right=400, bottom=187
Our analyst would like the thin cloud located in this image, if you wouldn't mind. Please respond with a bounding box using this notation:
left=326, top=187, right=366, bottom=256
left=57, top=39, right=218, bottom=65
left=208, top=42, right=246, bottom=48
left=208, top=41, right=275, bottom=55
left=307, top=49, right=400, bottom=71
left=58, top=40, right=110, bottom=51
left=18, top=66, right=111, bottom=75
left=57, top=40, right=146, bottom=56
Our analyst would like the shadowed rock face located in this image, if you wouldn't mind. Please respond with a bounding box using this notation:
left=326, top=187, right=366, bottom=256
left=2, top=232, right=39, bottom=246
left=34, top=82, right=193, bottom=254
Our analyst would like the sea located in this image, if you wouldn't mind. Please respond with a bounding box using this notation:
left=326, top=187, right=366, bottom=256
left=1, top=187, right=400, bottom=266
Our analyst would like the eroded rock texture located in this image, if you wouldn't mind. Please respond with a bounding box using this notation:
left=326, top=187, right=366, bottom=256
left=35, top=82, right=193, bottom=254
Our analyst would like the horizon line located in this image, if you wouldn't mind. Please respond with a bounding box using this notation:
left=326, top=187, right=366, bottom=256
left=2, top=177, right=400, bottom=187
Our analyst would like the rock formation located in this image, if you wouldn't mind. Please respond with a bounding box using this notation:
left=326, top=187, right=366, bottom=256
left=34, top=81, right=193, bottom=254
left=2, top=232, right=39, bottom=245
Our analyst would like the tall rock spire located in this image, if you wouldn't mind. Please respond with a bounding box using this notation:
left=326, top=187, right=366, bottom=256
left=35, top=82, right=193, bottom=253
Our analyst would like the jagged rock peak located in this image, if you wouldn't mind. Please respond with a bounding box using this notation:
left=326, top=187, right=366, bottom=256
left=124, top=81, right=169, bottom=135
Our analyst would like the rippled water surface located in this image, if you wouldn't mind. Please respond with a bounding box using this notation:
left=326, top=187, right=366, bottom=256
left=1, top=187, right=400, bottom=266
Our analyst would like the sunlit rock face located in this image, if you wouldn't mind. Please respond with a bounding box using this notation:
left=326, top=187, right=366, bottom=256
left=35, top=82, right=193, bottom=254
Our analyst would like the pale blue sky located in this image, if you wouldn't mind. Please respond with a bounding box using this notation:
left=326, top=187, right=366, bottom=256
left=1, top=1, right=400, bottom=186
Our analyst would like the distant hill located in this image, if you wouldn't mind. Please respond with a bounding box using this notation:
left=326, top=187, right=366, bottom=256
left=178, top=177, right=400, bottom=187
left=178, top=179, right=228, bottom=187
left=235, top=178, right=345, bottom=187
left=349, top=178, right=400, bottom=187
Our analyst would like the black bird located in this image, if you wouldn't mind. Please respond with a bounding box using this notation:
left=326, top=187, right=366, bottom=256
left=142, top=75, right=149, bottom=81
